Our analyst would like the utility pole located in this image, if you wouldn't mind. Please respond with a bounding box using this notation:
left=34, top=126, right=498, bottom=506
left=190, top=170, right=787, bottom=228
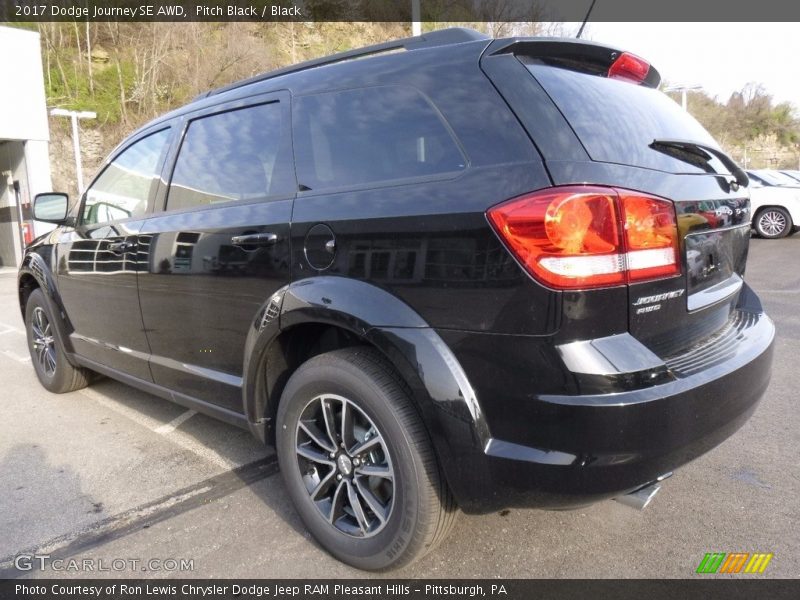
left=49, top=108, right=97, bottom=195
left=411, top=0, right=421, bottom=36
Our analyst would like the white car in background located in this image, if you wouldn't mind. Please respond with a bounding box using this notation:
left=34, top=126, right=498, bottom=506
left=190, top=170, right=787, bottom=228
left=780, top=170, right=800, bottom=184
left=746, top=170, right=800, bottom=238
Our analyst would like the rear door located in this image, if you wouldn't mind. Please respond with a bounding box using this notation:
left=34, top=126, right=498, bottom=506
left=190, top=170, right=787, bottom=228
left=137, top=92, right=295, bottom=412
left=56, top=128, right=172, bottom=380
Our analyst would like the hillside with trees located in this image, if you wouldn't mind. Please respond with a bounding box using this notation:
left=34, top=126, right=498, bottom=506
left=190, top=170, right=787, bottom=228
left=13, top=22, right=800, bottom=196
left=669, top=83, right=800, bottom=171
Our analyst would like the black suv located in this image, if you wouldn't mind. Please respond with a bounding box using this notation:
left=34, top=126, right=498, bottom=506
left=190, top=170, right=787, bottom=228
left=20, top=29, right=774, bottom=570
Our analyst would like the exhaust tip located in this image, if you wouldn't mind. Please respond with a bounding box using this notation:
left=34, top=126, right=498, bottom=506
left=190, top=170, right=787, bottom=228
left=614, top=475, right=671, bottom=510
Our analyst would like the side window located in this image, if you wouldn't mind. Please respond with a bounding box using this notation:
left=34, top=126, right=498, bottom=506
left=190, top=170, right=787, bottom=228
left=294, top=85, right=466, bottom=191
left=167, top=102, right=292, bottom=211
left=83, top=128, right=170, bottom=225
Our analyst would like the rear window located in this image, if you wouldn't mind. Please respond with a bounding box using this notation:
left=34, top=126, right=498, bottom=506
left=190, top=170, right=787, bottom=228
left=293, top=85, right=466, bottom=191
left=525, top=61, right=722, bottom=174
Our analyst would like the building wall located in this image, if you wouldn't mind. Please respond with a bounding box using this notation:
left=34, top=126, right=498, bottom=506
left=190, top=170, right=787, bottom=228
left=0, top=26, right=53, bottom=268
left=0, top=27, right=50, bottom=143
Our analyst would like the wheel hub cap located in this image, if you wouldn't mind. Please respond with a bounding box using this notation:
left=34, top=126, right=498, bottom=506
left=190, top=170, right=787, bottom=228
left=336, top=454, right=353, bottom=476
left=760, top=211, right=786, bottom=236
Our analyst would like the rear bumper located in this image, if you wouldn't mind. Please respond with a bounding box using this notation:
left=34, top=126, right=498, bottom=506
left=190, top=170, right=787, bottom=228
left=434, top=295, right=774, bottom=514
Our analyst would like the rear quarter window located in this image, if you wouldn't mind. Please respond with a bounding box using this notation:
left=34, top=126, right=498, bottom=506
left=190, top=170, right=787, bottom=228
left=525, top=61, right=720, bottom=174
left=293, top=85, right=466, bottom=191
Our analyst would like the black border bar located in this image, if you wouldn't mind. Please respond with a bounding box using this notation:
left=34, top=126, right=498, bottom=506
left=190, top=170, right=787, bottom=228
left=2, top=0, right=800, bottom=23
left=2, top=579, right=799, bottom=600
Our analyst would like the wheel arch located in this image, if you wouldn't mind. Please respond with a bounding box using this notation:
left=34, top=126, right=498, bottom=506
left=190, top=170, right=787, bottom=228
left=241, top=277, right=490, bottom=492
left=753, top=204, right=793, bottom=220
left=18, top=252, right=77, bottom=356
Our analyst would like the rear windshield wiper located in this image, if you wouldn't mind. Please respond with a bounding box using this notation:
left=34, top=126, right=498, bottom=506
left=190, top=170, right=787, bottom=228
left=650, top=139, right=749, bottom=188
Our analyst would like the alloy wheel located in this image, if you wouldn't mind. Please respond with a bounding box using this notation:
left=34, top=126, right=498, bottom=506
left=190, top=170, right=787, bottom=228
left=295, top=393, right=394, bottom=538
left=758, top=210, right=787, bottom=237
left=31, top=307, right=56, bottom=377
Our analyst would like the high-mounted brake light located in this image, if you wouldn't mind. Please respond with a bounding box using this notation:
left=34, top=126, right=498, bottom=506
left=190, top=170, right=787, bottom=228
left=607, top=52, right=650, bottom=84
left=487, top=186, right=680, bottom=290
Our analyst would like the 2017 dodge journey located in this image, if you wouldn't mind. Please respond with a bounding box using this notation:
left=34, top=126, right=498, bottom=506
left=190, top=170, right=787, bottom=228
left=19, top=28, right=774, bottom=570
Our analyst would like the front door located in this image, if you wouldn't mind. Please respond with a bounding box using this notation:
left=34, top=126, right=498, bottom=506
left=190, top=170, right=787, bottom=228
left=56, top=128, right=173, bottom=380
left=137, top=93, right=295, bottom=412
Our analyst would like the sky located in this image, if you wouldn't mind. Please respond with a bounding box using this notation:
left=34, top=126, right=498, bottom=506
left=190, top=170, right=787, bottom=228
left=576, top=22, right=800, bottom=110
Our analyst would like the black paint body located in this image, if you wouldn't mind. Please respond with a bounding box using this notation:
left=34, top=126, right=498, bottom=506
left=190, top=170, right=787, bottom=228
left=18, top=33, right=774, bottom=513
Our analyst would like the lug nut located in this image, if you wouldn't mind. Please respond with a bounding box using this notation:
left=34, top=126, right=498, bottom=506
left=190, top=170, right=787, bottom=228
left=336, top=474, right=343, bottom=481
left=353, top=458, right=361, bottom=466
left=329, top=452, right=336, bottom=458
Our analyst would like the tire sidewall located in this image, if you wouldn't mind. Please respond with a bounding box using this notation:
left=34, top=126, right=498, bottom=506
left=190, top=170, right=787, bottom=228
left=276, top=355, right=424, bottom=571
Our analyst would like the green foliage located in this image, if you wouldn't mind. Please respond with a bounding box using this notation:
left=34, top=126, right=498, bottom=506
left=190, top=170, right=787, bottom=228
left=46, top=52, right=136, bottom=125
left=36, top=23, right=799, bottom=167
left=665, top=82, right=799, bottom=167
left=669, top=83, right=800, bottom=149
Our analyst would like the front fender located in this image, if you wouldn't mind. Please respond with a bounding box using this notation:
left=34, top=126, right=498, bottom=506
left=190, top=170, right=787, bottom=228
left=18, top=250, right=76, bottom=357
left=241, top=276, right=490, bottom=471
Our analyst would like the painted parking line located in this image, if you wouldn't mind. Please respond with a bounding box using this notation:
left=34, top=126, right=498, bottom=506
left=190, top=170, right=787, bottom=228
left=78, top=388, right=242, bottom=470
left=0, top=456, right=279, bottom=578
left=0, top=344, right=247, bottom=469
left=1, top=349, right=31, bottom=363
left=154, top=409, right=197, bottom=434
left=0, top=323, right=25, bottom=335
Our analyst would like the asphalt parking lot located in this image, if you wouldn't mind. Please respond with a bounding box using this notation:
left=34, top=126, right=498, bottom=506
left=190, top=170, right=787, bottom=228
left=0, top=235, right=798, bottom=579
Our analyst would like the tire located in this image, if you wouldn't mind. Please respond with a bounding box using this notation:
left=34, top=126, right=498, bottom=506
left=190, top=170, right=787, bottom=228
left=25, top=288, right=91, bottom=393
left=276, top=347, right=457, bottom=571
left=755, top=207, right=792, bottom=238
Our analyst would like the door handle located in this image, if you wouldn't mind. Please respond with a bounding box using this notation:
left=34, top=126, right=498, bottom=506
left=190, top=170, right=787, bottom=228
left=231, top=232, right=278, bottom=247
left=108, top=241, right=136, bottom=254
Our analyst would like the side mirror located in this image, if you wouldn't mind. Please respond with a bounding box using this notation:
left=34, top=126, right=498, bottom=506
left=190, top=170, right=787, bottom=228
left=33, top=192, right=69, bottom=224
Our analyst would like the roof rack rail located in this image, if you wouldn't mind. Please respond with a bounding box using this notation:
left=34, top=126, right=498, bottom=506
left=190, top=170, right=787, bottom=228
left=200, top=27, right=489, bottom=99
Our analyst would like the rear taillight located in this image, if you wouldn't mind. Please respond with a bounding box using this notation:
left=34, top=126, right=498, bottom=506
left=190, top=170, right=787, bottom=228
left=487, top=186, right=680, bottom=290
left=620, top=195, right=680, bottom=281
left=607, top=52, right=650, bottom=84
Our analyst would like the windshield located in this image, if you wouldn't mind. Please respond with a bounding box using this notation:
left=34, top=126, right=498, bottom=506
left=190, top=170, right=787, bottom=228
left=753, top=170, right=800, bottom=186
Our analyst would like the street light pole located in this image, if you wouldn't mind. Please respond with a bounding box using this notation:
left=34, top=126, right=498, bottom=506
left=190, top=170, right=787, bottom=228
left=411, top=0, right=421, bottom=36
left=49, top=108, right=97, bottom=195
left=663, top=84, right=702, bottom=113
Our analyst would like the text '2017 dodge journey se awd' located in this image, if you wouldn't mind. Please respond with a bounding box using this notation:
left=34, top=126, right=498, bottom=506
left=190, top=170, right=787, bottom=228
left=20, top=28, right=774, bottom=570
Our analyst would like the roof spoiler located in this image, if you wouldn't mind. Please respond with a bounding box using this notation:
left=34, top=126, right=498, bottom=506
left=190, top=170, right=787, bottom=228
left=486, top=38, right=661, bottom=89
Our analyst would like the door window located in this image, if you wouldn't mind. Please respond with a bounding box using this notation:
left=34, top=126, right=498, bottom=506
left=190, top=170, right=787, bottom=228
left=167, top=101, right=292, bottom=211
left=83, top=128, right=171, bottom=225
